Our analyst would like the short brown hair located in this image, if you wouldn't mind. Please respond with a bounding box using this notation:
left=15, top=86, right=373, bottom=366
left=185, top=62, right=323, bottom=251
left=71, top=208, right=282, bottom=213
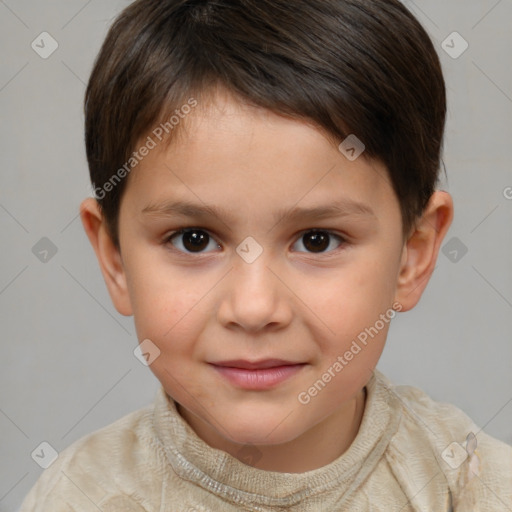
left=84, top=0, right=446, bottom=249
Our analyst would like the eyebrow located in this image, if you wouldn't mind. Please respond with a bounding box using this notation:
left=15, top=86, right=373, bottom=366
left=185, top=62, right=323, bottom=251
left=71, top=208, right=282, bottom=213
left=141, top=198, right=375, bottom=224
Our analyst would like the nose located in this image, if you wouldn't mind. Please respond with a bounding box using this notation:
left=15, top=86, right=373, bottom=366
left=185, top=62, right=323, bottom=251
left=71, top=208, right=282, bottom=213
left=217, top=251, right=293, bottom=333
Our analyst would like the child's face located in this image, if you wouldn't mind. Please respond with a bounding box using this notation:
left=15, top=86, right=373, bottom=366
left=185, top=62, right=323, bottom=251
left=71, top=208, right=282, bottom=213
left=83, top=87, right=452, bottom=460
left=115, top=88, right=404, bottom=445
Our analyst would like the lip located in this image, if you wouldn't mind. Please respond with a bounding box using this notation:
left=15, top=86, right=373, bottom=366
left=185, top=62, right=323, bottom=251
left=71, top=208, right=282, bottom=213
left=210, top=360, right=307, bottom=390
left=210, top=358, right=303, bottom=370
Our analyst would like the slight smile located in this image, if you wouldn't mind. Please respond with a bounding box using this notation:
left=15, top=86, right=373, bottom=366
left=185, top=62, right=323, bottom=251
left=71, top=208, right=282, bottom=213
left=209, top=359, right=308, bottom=390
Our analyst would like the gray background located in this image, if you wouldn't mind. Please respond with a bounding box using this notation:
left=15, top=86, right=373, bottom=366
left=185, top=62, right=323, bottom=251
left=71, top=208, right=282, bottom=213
left=1, top=0, right=511, bottom=510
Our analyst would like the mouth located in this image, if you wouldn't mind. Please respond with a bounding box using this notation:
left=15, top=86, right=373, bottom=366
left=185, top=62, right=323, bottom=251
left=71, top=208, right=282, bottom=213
left=209, top=359, right=307, bottom=389
left=210, top=358, right=305, bottom=370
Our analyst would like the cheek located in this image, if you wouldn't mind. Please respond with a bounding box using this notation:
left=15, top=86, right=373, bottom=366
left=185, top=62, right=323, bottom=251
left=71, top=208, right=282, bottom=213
left=303, top=252, right=398, bottom=358
left=125, top=253, right=207, bottom=345
left=130, top=278, right=209, bottom=394
left=313, top=258, right=396, bottom=321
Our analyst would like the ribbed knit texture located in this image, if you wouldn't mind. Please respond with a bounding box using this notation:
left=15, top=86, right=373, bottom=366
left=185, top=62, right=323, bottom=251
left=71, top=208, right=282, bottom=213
left=20, top=369, right=512, bottom=511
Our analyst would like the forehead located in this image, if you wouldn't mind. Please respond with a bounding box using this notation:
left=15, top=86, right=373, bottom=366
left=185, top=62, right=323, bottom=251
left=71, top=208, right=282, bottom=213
left=122, top=89, right=396, bottom=223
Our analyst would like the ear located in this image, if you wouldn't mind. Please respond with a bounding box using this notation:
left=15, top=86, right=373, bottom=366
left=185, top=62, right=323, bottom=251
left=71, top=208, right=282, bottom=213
left=394, top=190, right=453, bottom=311
left=79, top=197, right=133, bottom=316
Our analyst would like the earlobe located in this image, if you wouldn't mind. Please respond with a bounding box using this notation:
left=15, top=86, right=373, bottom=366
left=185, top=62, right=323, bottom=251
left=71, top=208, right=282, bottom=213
left=394, top=191, right=454, bottom=311
left=79, top=198, right=133, bottom=316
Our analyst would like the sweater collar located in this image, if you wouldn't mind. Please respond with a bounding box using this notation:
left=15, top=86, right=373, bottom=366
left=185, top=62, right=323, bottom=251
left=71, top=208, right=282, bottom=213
left=152, top=369, right=401, bottom=508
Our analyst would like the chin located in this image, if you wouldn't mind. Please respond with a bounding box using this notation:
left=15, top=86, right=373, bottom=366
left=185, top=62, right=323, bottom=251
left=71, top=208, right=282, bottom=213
left=219, top=417, right=306, bottom=447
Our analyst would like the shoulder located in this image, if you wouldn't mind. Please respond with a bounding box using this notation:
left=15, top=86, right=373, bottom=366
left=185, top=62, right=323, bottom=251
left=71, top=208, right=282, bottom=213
left=376, top=371, right=512, bottom=510
left=19, top=401, right=160, bottom=512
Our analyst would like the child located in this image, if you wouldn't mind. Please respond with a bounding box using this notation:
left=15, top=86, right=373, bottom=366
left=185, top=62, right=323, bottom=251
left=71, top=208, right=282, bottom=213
left=20, top=0, right=512, bottom=510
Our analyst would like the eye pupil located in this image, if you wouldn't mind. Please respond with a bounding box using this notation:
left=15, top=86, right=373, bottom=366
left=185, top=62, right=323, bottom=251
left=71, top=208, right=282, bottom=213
left=172, top=229, right=338, bottom=255
left=304, top=231, right=329, bottom=252
left=183, top=230, right=209, bottom=252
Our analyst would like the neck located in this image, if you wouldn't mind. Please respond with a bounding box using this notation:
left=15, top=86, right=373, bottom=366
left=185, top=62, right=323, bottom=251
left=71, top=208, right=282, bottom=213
left=177, top=386, right=367, bottom=473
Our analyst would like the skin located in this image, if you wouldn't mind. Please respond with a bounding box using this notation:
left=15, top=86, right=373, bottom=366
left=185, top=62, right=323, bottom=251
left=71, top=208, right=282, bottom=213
left=80, top=87, right=453, bottom=473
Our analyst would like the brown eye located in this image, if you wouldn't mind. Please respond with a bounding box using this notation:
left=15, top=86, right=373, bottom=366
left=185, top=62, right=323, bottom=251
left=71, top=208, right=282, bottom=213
left=293, top=230, right=343, bottom=254
left=168, top=229, right=220, bottom=253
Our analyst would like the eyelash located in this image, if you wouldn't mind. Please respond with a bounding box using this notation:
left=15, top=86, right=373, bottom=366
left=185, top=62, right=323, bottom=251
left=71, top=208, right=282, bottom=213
left=162, top=227, right=347, bottom=256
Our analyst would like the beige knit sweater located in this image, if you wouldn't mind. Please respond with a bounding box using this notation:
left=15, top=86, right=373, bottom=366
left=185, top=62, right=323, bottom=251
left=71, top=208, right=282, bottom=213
left=19, top=369, right=512, bottom=511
